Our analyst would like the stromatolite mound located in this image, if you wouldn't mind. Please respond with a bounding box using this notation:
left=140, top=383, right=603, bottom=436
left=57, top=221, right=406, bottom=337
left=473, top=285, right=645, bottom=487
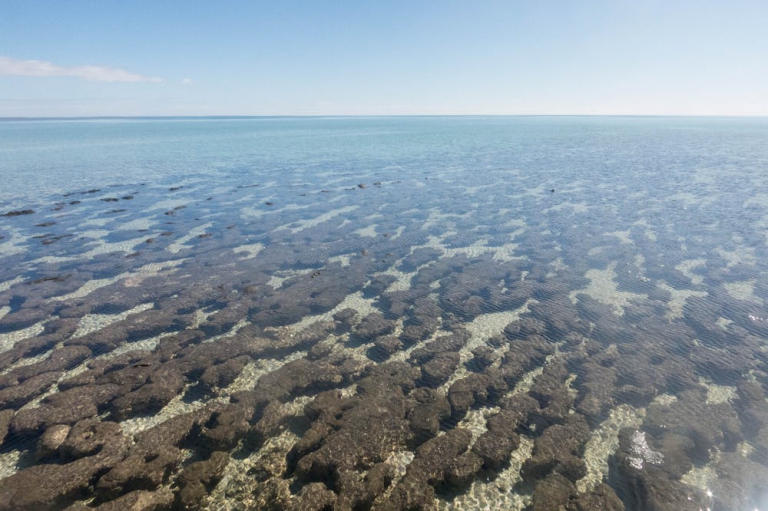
left=609, top=428, right=707, bottom=511
left=0, top=419, right=130, bottom=510
left=292, top=363, right=418, bottom=482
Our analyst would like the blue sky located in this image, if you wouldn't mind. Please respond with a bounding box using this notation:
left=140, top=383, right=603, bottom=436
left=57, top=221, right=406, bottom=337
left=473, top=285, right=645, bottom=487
left=1, top=0, right=767, bottom=117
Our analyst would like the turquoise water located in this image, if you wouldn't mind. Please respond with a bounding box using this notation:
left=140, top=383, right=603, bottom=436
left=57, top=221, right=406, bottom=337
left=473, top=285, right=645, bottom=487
left=3, top=116, right=766, bottom=202
left=1, top=117, right=768, bottom=510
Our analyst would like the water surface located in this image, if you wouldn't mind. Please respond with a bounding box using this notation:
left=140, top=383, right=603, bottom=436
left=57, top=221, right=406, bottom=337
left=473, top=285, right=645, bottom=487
left=1, top=117, right=768, bottom=510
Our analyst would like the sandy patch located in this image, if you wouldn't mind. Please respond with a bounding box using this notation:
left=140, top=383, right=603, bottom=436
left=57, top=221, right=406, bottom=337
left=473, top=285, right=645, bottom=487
left=234, top=243, right=265, bottom=260
left=71, top=302, right=155, bottom=339
left=570, top=262, right=645, bottom=315
left=0, top=320, right=48, bottom=353
left=167, top=222, right=213, bottom=254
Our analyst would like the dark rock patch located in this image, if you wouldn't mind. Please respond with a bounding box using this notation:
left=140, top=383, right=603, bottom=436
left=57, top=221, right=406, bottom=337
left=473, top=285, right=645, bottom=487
left=175, top=451, right=230, bottom=509
left=523, top=414, right=590, bottom=482
left=0, top=409, right=14, bottom=446
left=1, top=209, right=34, bottom=217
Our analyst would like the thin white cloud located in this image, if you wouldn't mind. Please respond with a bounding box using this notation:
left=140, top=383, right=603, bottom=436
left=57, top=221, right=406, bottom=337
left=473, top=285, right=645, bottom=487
left=181, top=78, right=192, bottom=85
left=0, top=55, right=162, bottom=83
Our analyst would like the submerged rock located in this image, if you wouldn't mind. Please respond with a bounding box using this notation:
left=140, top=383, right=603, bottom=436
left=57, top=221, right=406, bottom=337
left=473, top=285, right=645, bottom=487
left=0, top=409, right=15, bottom=447
left=288, top=482, right=337, bottom=511
left=531, top=473, right=576, bottom=511
left=175, top=451, right=230, bottom=509
left=418, top=351, right=460, bottom=388
left=89, top=488, right=175, bottom=510
left=472, top=394, right=537, bottom=471
left=354, top=312, right=397, bottom=340
left=0, top=371, right=62, bottom=410
left=0, top=209, right=34, bottom=217
left=610, top=427, right=707, bottom=511
left=447, top=370, right=507, bottom=420
left=569, top=483, right=625, bottom=511
left=295, top=373, right=414, bottom=482
left=407, top=387, right=451, bottom=441
left=36, top=423, right=71, bottom=460
left=0, top=422, right=129, bottom=510
left=523, top=415, right=590, bottom=482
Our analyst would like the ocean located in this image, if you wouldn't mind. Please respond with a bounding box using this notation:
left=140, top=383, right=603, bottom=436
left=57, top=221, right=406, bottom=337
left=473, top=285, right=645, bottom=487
left=1, top=116, right=768, bottom=510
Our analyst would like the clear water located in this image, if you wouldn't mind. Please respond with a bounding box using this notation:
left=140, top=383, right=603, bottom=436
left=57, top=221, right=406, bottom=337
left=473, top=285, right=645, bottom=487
left=1, top=116, right=768, bottom=510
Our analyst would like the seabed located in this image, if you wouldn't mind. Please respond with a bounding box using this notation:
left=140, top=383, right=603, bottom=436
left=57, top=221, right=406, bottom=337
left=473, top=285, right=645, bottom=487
left=1, top=133, right=768, bottom=510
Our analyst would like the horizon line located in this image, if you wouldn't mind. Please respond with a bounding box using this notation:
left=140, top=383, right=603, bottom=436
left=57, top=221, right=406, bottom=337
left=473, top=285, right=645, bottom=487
left=2, top=113, right=768, bottom=121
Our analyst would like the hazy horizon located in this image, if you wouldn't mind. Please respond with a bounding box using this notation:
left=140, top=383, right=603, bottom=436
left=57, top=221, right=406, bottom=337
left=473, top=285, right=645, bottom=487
left=3, top=114, right=768, bottom=121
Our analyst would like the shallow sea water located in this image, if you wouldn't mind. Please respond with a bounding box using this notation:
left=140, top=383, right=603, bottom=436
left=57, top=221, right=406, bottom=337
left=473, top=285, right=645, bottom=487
left=1, top=116, right=768, bottom=510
